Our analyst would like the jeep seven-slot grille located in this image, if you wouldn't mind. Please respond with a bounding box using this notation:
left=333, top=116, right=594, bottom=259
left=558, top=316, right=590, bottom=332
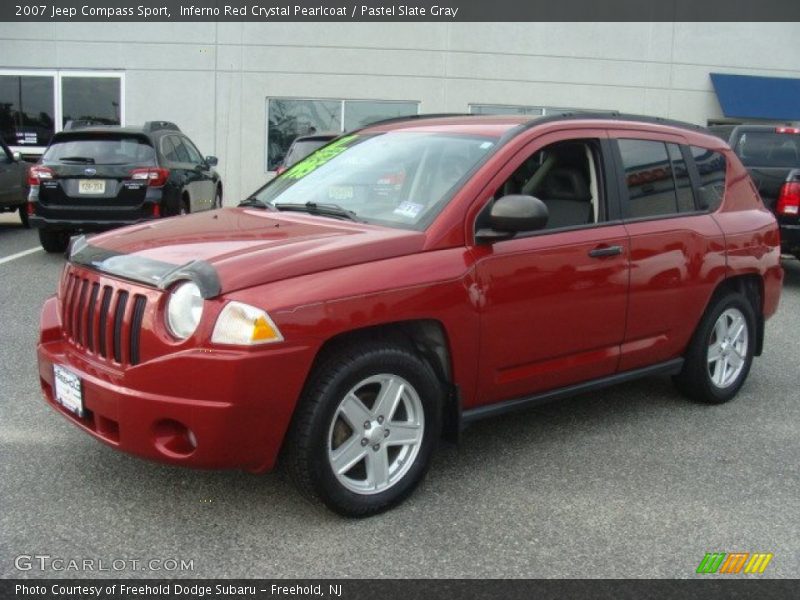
left=62, top=272, right=147, bottom=366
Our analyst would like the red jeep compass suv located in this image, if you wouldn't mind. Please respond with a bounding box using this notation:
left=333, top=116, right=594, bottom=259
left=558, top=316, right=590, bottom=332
left=37, top=114, right=783, bottom=516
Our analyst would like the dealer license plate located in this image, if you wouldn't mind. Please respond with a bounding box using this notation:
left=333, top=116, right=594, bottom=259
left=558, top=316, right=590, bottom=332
left=78, top=179, right=105, bottom=195
left=54, top=365, right=84, bottom=417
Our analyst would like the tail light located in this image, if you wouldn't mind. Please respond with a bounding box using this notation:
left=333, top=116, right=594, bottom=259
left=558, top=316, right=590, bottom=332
left=775, top=127, right=800, bottom=134
left=26, top=202, right=34, bottom=215
left=151, top=203, right=161, bottom=218
left=28, top=165, right=54, bottom=185
left=777, top=181, right=800, bottom=216
left=130, top=168, right=169, bottom=187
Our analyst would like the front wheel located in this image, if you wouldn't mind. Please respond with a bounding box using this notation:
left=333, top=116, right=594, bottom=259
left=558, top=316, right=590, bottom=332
left=284, top=341, right=442, bottom=517
left=673, top=292, right=756, bottom=404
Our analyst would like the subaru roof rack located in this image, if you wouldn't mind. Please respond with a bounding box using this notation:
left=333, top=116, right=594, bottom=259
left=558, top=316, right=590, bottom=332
left=143, top=121, right=180, bottom=133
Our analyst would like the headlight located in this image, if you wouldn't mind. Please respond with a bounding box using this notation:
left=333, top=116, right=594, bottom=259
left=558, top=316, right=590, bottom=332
left=211, top=301, right=284, bottom=345
left=166, top=281, right=204, bottom=340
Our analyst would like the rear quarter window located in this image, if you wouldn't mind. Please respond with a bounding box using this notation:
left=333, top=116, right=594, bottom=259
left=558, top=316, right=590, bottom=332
left=689, top=146, right=727, bottom=211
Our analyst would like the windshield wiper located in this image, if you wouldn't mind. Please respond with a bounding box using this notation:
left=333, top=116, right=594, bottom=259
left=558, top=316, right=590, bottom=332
left=238, top=196, right=272, bottom=209
left=274, top=201, right=360, bottom=222
left=58, top=156, right=95, bottom=164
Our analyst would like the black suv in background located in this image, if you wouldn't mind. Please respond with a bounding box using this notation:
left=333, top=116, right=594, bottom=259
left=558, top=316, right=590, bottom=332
left=711, top=124, right=800, bottom=259
left=28, top=121, right=221, bottom=253
left=0, top=138, right=31, bottom=227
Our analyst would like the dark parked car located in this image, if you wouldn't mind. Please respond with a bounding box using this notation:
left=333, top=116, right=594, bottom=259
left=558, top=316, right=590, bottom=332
left=0, top=138, right=31, bottom=227
left=38, top=114, right=782, bottom=516
left=713, top=124, right=800, bottom=259
left=28, top=121, right=222, bottom=253
left=274, top=132, right=339, bottom=174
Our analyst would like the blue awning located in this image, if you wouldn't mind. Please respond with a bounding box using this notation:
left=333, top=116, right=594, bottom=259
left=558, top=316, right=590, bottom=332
left=710, top=73, right=800, bottom=121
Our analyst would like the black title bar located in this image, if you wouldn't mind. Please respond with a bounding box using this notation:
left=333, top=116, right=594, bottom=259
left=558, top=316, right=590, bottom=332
left=2, top=0, right=800, bottom=22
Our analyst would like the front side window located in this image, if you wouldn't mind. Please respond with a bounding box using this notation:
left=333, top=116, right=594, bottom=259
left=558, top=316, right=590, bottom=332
left=254, top=132, right=496, bottom=230
left=0, top=74, right=55, bottom=147
left=492, top=139, right=603, bottom=230
left=266, top=98, right=419, bottom=171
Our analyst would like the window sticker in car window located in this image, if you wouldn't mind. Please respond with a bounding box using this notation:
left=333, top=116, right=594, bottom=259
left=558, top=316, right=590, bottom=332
left=283, top=135, right=359, bottom=179
left=393, top=201, right=424, bottom=219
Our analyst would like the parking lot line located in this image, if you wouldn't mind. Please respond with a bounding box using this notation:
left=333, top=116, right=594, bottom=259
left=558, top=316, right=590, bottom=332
left=0, top=246, right=43, bottom=265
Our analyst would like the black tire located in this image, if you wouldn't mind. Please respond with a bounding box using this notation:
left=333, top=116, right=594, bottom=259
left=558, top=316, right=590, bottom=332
left=38, top=229, right=70, bottom=254
left=180, top=195, right=190, bottom=215
left=673, top=291, right=756, bottom=404
left=18, top=205, right=30, bottom=228
left=214, top=187, right=222, bottom=209
left=283, top=340, right=443, bottom=517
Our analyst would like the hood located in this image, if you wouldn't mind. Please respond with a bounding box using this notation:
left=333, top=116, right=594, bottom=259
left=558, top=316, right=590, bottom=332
left=72, top=208, right=426, bottom=296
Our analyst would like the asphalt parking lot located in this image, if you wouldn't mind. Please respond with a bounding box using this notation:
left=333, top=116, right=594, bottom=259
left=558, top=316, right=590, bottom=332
left=1, top=211, right=798, bottom=579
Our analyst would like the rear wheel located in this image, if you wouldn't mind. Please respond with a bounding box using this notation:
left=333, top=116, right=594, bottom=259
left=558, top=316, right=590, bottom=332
left=38, top=229, right=70, bottom=254
left=18, top=205, right=30, bottom=228
left=284, top=341, right=442, bottom=517
left=673, top=292, right=755, bottom=404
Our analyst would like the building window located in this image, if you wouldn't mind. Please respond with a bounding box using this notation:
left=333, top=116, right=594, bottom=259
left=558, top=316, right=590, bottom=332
left=0, top=70, right=124, bottom=151
left=266, top=98, right=419, bottom=171
left=0, top=74, right=55, bottom=147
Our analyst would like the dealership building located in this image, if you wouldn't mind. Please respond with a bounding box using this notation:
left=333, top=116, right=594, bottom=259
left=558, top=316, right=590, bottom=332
left=1, top=22, right=799, bottom=203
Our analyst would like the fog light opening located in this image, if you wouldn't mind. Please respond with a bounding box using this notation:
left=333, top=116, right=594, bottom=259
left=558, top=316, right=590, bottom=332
left=153, top=419, right=197, bottom=458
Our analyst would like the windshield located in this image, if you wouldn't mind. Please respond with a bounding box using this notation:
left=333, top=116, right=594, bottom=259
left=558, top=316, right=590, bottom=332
left=734, top=131, right=800, bottom=168
left=283, top=139, right=334, bottom=168
left=43, top=135, right=156, bottom=165
left=255, top=132, right=496, bottom=229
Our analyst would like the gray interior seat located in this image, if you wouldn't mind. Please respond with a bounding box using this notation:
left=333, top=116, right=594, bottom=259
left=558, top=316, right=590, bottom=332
left=538, top=167, right=593, bottom=229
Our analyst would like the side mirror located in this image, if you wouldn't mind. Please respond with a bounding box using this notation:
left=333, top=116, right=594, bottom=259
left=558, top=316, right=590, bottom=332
left=205, top=156, right=218, bottom=167
left=476, top=194, right=548, bottom=243
left=12, top=151, right=21, bottom=162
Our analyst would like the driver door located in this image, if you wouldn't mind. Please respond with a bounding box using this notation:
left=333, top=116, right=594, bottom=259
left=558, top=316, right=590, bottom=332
left=471, top=130, right=630, bottom=406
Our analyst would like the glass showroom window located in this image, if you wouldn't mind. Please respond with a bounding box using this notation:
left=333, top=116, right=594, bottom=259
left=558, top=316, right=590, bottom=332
left=266, top=98, right=419, bottom=171
left=0, top=70, right=123, bottom=151
left=61, top=75, right=122, bottom=127
left=0, top=74, right=55, bottom=147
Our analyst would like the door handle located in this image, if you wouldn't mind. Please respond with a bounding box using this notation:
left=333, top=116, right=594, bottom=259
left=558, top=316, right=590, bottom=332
left=588, top=245, right=623, bottom=258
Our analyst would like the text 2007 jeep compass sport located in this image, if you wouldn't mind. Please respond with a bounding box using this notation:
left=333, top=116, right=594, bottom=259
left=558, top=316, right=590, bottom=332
left=37, top=114, right=782, bottom=516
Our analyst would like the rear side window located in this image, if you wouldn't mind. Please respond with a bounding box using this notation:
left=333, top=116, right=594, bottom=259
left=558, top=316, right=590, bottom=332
left=618, top=139, right=685, bottom=219
left=43, top=135, right=155, bottom=165
left=690, top=146, right=727, bottom=211
left=734, top=131, right=800, bottom=168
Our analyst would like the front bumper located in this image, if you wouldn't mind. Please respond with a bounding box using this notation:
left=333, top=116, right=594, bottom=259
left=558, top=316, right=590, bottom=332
left=37, top=296, right=316, bottom=472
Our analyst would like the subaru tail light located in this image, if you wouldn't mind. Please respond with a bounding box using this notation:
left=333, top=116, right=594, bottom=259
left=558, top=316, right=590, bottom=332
left=130, top=168, right=169, bottom=187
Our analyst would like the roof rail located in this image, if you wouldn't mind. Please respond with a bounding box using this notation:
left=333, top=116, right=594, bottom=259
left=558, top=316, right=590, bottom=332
left=143, top=121, right=181, bottom=133
left=533, top=111, right=708, bottom=133
left=358, top=113, right=474, bottom=129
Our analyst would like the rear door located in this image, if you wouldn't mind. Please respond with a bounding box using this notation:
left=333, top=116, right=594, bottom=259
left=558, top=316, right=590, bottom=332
left=471, top=129, right=631, bottom=405
left=173, top=135, right=214, bottom=211
left=608, top=132, right=727, bottom=372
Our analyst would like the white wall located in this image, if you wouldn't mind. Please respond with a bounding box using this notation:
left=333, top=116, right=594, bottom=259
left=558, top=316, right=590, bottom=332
left=3, top=22, right=800, bottom=203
